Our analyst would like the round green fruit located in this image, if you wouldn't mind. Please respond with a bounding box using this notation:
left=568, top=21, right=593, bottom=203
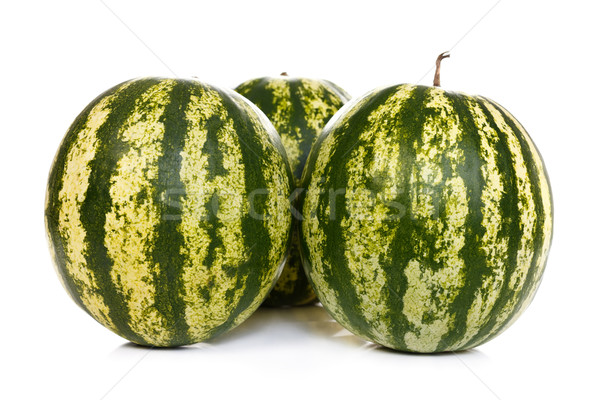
left=300, top=77, right=553, bottom=352
left=236, top=74, right=350, bottom=306
left=45, top=77, right=293, bottom=347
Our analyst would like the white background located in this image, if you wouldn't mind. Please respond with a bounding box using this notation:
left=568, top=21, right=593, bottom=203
left=1, top=1, right=598, bottom=399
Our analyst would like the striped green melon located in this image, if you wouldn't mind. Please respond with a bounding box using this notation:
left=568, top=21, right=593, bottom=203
left=45, top=77, right=293, bottom=347
left=235, top=75, right=350, bottom=306
left=300, top=83, right=553, bottom=352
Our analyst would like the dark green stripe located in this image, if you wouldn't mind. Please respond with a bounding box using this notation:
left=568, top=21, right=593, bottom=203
left=235, top=78, right=278, bottom=124
left=436, top=91, right=489, bottom=351
left=78, top=78, right=160, bottom=345
left=235, top=77, right=268, bottom=102
left=150, top=80, right=193, bottom=346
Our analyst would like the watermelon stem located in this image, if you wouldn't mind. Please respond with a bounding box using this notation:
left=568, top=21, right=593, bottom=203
left=433, top=52, right=450, bottom=87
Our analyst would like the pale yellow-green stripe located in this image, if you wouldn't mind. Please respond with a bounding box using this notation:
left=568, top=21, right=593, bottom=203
left=473, top=98, right=538, bottom=342
left=297, top=79, right=342, bottom=132
left=264, top=79, right=301, bottom=175
left=105, top=79, right=175, bottom=346
left=339, top=85, right=414, bottom=346
left=452, top=98, right=509, bottom=349
left=55, top=82, right=136, bottom=330
left=402, top=88, right=468, bottom=352
left=179, top=87, right=249, bottom=341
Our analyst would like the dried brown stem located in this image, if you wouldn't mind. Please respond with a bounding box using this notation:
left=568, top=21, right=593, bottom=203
left=433, top=52, right=450, bottom=87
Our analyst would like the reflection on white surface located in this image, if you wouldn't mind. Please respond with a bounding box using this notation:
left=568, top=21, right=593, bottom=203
left=110, top=305, right=489, bottom=362
left=110, top=304, right=361, bottom=357
left=102, top=304, right=498, bottom=399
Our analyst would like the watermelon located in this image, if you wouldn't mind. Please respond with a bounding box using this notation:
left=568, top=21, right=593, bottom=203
left=299, top=60, right=553, bottom=352
left=45, top=77, right=294, bottom=347
left=235, top=74, right=350, bottom=306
